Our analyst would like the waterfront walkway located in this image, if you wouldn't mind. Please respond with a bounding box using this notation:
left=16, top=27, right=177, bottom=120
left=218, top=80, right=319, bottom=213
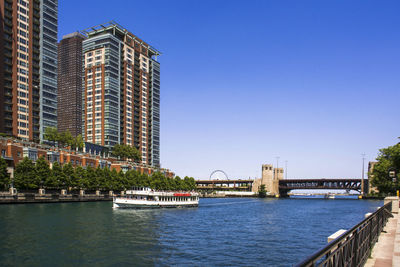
left=365, top=210, right=400, bottom=267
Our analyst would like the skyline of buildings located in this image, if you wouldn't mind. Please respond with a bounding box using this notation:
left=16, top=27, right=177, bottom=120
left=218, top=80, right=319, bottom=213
left=0, top=1, right=161, bottom=167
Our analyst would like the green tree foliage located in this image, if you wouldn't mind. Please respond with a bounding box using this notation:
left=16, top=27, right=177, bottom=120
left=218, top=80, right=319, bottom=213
left=62, top=163, right=75, bottom=189
left=14, top=157, right=36, bottom=189
left=258, top=184, right=267, bottom=198
left=86, top=166, right=98, bottom=190
left=59, top=131, right=73, bottom=148
left=75, top=134, right=85, bottom=151
left=13, top=158, right=197, bottom=192
left=371, top=141, right=400, bottom=195
left=48, top=162, right=64, bottom=189
left=0, top=157, right=10, bottom=190
left=44, top=127, right=59, bottom=143
left=111, top=144, right=141, bottom=162
left=44, top=127, right=84, bottom=150
left=75, top=166, right=87, bottom=189
left=35, top=156, right=50, bottom=188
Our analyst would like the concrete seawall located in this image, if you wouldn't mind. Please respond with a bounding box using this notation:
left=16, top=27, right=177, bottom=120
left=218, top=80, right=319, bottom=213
left=0, top=192, right=113, bottom=204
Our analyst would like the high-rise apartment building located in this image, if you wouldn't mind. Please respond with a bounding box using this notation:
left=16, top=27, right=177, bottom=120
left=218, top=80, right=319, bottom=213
left=0, top=0, right=58, bottom=142
left=81, top=22, right=160, bottom=166
left=39, top=0, right=58, bottom=140
left=57, top=32, right=85, bottom=137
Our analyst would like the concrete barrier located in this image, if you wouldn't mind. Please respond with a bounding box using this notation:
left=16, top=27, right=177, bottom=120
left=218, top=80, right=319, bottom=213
left=384, top=196, right=399, bottom=213
left=9, top=187, right=17, bottom=195
left=327, top=229, right=347, bottom=243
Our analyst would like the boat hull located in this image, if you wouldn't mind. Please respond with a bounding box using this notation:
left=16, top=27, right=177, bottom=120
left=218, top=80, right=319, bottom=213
left=113, top=199, right=199, bottom=209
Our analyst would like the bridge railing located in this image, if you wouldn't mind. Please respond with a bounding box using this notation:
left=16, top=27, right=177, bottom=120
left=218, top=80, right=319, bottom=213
left=296, top=201, right=393, bottom=267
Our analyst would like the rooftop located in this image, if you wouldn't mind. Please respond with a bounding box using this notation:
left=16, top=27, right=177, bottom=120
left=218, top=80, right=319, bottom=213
left=80, top=21, right=161, bottom=56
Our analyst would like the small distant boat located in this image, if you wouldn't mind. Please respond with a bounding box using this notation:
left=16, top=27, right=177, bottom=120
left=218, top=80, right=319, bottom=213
left=113, top=187, right=199, bottom=209
left=324, top=193, right=335, bottom=199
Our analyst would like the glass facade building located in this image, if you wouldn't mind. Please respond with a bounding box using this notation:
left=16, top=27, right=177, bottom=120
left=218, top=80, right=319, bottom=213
left=81, top=22, right=161, bottom=167
left=0, top=0, right=57, bottom=142
left=39, top=0, right=58, bottom=140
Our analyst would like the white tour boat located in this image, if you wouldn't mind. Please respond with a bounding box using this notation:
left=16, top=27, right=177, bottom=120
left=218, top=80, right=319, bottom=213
left=113, top=187, right=199, bottom=209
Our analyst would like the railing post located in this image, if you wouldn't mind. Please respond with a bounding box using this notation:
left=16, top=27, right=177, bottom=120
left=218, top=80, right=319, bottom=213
left=352, top=229, right=359, bottom=267
left=369, top=216, right=374, bottom=251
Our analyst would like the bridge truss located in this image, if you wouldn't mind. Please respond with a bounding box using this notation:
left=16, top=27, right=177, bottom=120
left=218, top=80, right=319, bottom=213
left=279, top=179, right=365, bottom=192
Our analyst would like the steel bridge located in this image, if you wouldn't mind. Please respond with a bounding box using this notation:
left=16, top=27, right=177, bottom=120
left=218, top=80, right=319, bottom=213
left=195, top=178, right=368, bottom=195
left=195, top=179, right=254, bottom=191
left=279, top=179, right=366, bottom=193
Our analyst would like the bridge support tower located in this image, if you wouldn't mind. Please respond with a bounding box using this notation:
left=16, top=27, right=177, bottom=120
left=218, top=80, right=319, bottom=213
left=261, top=164, right=283, bottom=196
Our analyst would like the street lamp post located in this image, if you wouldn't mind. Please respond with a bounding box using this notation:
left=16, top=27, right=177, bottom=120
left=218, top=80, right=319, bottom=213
left=389, top=167, right=397, bottom=196
left=361, top=153, right=365, bottom=196
left=285, top=160, right=288, bottom=179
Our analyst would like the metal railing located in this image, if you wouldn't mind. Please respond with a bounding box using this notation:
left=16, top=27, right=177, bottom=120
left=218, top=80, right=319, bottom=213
left=296, top=201, right=393, bottom=267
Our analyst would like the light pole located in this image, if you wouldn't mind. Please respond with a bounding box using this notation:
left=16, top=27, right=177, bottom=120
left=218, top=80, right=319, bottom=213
left=361, top=153, right=365, bottom=195
left=388, top=167, right=397, bottom=196
left=275, top=156, right=280, bottom=181
left=285, top=160, right=288, bottom=179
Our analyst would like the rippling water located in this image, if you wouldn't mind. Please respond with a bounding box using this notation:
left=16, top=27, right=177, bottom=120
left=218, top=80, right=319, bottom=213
left=0, top=198, right=382, bottom=266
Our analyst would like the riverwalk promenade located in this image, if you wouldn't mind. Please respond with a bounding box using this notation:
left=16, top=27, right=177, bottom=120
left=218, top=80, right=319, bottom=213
left=365, top=202, right=400, bottom=267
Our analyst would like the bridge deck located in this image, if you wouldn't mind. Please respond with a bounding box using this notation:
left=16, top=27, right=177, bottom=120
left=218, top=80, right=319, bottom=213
left=195, top=180, right=254, bottom=184
left=279, top=179, right=363, bottom=191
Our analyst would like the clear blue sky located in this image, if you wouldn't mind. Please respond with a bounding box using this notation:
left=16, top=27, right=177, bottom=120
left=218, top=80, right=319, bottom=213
left=59, top=0, right=400, bottom=180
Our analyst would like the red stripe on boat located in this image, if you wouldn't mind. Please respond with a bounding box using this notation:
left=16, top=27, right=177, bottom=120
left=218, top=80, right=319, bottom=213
left=174, top=193, right=191, bottom=196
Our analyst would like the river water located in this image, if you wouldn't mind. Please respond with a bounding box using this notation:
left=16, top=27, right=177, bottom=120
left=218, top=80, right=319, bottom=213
left=0, top=197, right=381, bottom=266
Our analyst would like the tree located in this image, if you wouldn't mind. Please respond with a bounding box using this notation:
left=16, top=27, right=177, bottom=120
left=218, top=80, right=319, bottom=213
left=96, top=167, right=106, bottom=190
left=62, top=163, right=76, bottom=189
left=49, top=162, right=64, bottom=189
left=75, top=134, right=84, bottom=151
left=174, top=176, right=182, bottom=190
left=59, top=131, right=73, bottom=148
left=35, top=156, right=50, bottom=189
left=110, top=169, right=121, bottom=191
left=370, top=141, right=400, bottom=195
left=183, top=176, right=196, bottom=191
left=75, top=166, right=87, bottom=189
left=86, top=166, right=98, bottom=190
left=258, top=184, right=267, bottom=198
left=45, top=168, right=60, bottom=189
left=111, top=144, right=141, bottom=162
left=14, top=157, right=36, bottom=189
left=44, top=127, right=59, bottom=144
left=0, top=157, right=10, bottom=190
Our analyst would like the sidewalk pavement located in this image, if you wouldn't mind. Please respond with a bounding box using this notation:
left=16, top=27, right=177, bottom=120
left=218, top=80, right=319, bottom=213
left=365, top=211, right=400, bottom=267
